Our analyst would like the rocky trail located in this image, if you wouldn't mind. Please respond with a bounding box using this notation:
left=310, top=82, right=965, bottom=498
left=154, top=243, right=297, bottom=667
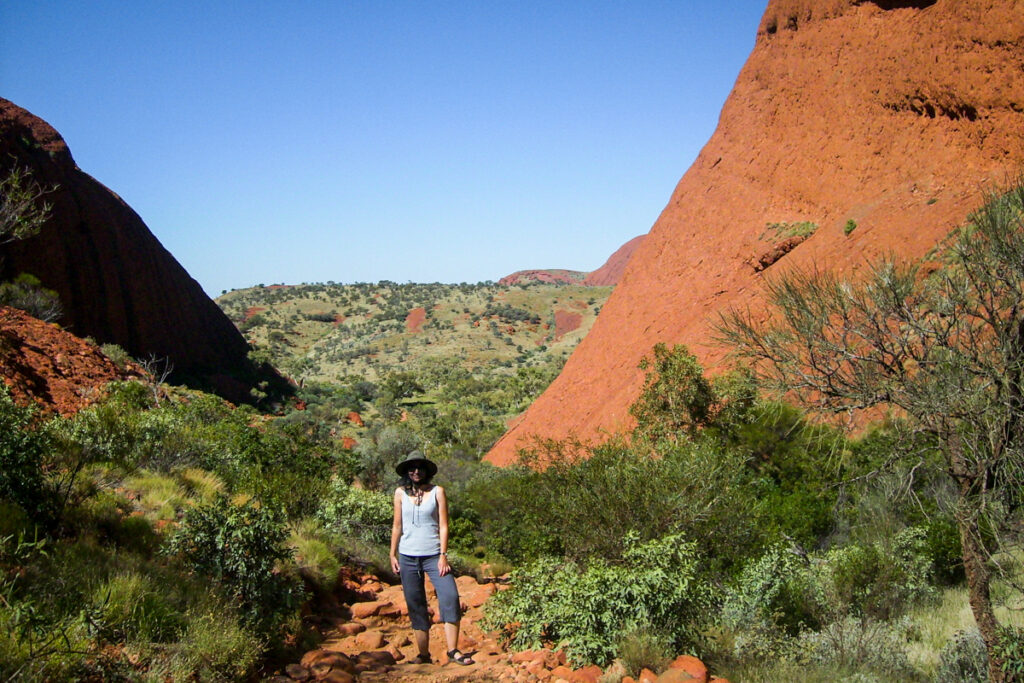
left=267, top=568, right=726, bottom=683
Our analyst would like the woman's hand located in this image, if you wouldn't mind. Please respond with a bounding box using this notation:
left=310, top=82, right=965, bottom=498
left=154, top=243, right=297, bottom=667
left=390, top=554, right=400, bottom=574
left=438, top=554, right=451, bottom=576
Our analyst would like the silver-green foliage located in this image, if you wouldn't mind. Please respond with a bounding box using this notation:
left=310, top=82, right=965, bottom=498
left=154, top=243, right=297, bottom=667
left=938, top=629, right=988, bottom=683
left=318, top=478, right=393, bottom=544
left=717, top=180, right=1024, bottom=677
left=483, top=532, right=714, bottom=667
left=721, top=528, right=935, bottom=665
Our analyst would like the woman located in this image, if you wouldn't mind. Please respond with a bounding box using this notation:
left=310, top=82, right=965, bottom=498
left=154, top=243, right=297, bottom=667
left=389, top=451, right=474, bottom=666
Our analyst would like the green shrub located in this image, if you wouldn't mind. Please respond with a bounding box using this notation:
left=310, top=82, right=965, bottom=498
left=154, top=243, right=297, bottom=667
left=318, top=479, right=393, bottom=544
left=469, top=436, right=751, bottom=566
left=354, top=424, right=420, bottom=491
left=0, top=501, right=31, bottom=539
left=164, top=496, right=304, bottom=634
left=844, top=219, right=858, bottom=236
left=290, top=532, right=341, bottom=591
left=762, top=220, right=818, bottom=240
left=923, top=517, right=963, bottom=585
left=721, top=544, right=814, bottom=639
left=817, top=527, right=935, bottom=622
left=99, top=343, right=133, bottom=370
left=0, top=273, right=62, bottom=322
left=484, top=533, right=714, bottom=666
left=994, top=625, right=1024, bottom=679
left=0, top=385, right=55, bottom=524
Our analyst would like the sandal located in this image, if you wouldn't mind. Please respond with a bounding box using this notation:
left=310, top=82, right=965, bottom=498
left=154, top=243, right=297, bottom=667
left=412, top=653, right=432, bottom=664
left=447, top=649, right=474, bottom=666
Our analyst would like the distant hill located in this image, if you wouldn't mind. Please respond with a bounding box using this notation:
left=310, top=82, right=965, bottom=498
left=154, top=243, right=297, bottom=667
left=498, top=235, right=645, bottom=287
left=497, top=270, right=587, bottom=286
left=216, top=281, right=613, bottom=384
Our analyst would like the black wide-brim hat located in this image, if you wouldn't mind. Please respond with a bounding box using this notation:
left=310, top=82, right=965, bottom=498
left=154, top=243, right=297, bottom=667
left=395, top=450, right=437, bottom=478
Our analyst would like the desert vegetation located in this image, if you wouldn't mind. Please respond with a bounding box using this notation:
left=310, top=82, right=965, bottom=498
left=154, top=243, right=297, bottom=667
left=216, top=280, right=611, bottom=384
left=3, top=181, right=1024, bottom=681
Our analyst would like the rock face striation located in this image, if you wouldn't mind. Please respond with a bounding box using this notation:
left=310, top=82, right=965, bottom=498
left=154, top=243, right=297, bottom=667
left=0, top=98, right=282, bottom=403
left=487, top=0, right=1024, bottom=464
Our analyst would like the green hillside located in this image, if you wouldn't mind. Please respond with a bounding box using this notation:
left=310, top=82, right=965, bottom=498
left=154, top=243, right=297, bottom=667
left=216, top=281, right=611, bottom=384
left=215, top=281, right=612, bottom=459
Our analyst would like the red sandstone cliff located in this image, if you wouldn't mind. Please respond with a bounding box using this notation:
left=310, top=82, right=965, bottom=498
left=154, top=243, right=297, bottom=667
left=498, top=269, right=587, bottom=286
left=487, top=0, right=1024, bottom=465
left=0, top=98, right=285, bottom=403
left=498, top=235, right=646, bottom=287
left=582, top=235, right=646, bottom=286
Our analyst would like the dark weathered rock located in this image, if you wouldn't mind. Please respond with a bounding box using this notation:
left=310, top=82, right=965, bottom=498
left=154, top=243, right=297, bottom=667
left=0, top=98, right=287, bottom=403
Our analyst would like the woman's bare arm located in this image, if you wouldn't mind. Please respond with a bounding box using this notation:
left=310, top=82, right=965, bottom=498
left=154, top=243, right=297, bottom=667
left=389, top=488, right=403, bottom=573
left=437, top=486, right=452, bottom=575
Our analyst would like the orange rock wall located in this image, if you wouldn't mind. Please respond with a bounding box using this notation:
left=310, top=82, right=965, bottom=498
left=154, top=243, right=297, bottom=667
left=487, top=0, right=1024, bottom=464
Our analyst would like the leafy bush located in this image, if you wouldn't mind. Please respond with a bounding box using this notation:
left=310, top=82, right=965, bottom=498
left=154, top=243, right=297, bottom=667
left=99, top=343, right=133, bottom=370
left=318, top=479, right=393, bottom=544
left=994, top=625, right=1024, bottom=680
left=468, top=436, right=751, bottom=566
left=164, top=497, right=304, bottom=634
left=355, top=424, right=420, bottom=491
left=484, top=533, right=714, bottom=666
left=720, top=528, right=936, bottom=668
left=815, top=527, right=935, bottom=622
left=721, top=544, right=813, bottom=644
left=0, top=385, right=54, bottom=524
left=0, top=273, right=62, bottom=322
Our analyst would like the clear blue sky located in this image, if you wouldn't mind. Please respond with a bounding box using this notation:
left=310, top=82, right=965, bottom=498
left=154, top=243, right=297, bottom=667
left=1, top=1, right=766, bottom=296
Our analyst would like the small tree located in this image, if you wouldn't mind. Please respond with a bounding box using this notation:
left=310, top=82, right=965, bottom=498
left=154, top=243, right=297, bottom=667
left=716, top=180, right=1024, bottom=681
left=0, top=166, right=53, bottom=245
left=629, top=343, right=716, bottom=444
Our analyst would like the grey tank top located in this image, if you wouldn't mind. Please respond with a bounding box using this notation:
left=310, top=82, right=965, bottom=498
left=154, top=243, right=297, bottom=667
left=398, top=487, right=441, bottom=556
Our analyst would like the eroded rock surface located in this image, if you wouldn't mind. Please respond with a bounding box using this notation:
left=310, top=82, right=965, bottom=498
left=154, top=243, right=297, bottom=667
left=487, top=0, right=1024, bottom=464
left=0, top=98, right=282, bottom=403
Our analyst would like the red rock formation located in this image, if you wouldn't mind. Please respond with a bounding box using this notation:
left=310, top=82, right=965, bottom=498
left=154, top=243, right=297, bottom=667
left=498, top=269, right=587, bottom=286
left=0, top=306, right=144, bottom=415
left=582, top=235, right=646, bottom=286
left=499, top=236, right=645, bottom=288
left=0, top=98, right=284, bottom=403
left=487, top=0, right=1024, bottom=465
